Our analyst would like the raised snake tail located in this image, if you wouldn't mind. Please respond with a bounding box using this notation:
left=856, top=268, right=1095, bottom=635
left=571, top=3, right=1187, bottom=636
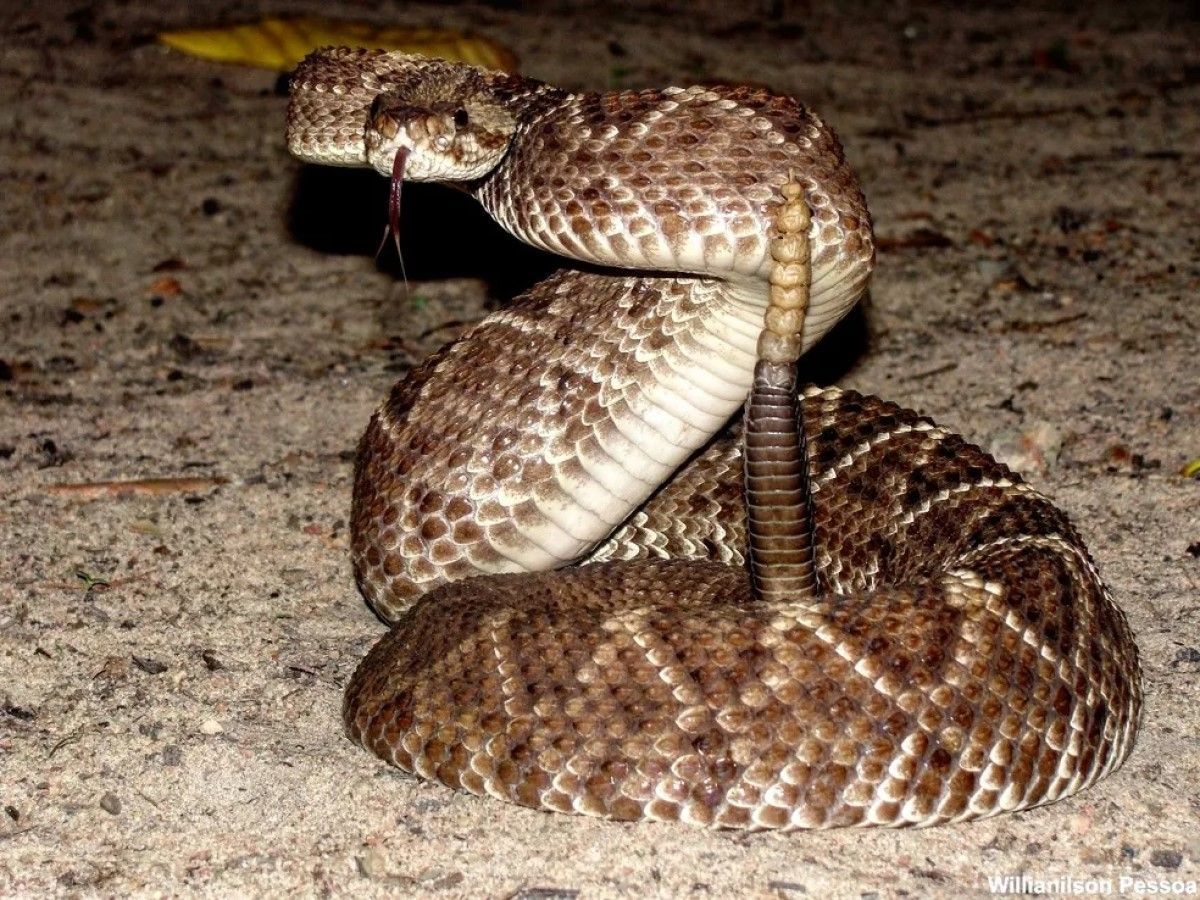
left=744, top=173, right=818, bottom=604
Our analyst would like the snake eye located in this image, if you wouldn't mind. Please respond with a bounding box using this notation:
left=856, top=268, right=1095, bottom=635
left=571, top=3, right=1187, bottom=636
left=453, top=108, right=469, bottom=130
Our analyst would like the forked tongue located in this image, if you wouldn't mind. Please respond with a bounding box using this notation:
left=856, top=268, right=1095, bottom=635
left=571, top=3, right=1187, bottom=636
left=376, top=147, right=409, bottom=264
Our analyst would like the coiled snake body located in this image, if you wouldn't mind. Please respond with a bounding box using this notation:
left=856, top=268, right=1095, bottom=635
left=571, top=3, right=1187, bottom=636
left=287, top=48, right=1140, bottom=829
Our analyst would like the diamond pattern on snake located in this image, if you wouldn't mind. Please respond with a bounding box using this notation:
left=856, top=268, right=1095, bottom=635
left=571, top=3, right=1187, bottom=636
left=286, top=48, right=1140, bottom=830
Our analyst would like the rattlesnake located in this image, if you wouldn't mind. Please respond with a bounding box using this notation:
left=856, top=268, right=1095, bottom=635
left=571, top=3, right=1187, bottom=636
left=286, top=48, right=1141, bottom=829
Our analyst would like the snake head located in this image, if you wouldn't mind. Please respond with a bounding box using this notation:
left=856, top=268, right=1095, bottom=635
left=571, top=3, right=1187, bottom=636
left=288, top=50, right=525, bottom=181
left=364, top=83, right=517, bottom=182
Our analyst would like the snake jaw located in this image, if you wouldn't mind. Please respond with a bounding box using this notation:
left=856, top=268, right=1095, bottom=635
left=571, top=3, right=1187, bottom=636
left=364, top=94, right=515, bottom=183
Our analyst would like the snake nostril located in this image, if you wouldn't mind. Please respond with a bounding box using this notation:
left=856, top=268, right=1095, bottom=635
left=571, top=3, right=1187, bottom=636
left=375, top=117, right=399, bottom=141
left=367, top=96, right=404, bottom=142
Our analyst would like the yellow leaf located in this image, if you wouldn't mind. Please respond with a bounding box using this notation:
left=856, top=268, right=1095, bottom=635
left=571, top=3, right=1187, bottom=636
left=159, top=16, right=518, bottom=73
left=1182, top=457, right=1200, bottom=479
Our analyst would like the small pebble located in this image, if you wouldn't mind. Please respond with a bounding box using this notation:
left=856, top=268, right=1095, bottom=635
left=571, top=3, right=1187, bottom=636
left=99, top=792, right=121, bottom=815
left=1150, top=849, right=1183, bottom=869
left=198, top=719, right=223, bottom=735
left=990, top=422, right=1063, bottom=475
left=133, top=656, right=168, bottom=675
left=357, top=848, right=386, bottom=879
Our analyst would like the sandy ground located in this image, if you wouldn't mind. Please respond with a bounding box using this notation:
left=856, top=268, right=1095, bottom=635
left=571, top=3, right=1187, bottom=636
left=1, top=1, right=1198, bottom=896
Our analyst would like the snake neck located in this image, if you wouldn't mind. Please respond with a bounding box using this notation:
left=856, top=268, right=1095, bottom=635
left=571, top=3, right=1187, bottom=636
left=469, top=83, right=875, bottom=354
left=352, top=269, right=778, bottom=620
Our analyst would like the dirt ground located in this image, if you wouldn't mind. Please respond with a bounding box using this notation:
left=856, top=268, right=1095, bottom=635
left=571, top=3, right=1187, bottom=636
left=1, top=1, right=1198, bottom=897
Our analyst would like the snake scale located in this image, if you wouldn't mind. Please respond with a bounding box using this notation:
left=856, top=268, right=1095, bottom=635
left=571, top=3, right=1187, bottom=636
left=286, top=48, right=1141, bottom=829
